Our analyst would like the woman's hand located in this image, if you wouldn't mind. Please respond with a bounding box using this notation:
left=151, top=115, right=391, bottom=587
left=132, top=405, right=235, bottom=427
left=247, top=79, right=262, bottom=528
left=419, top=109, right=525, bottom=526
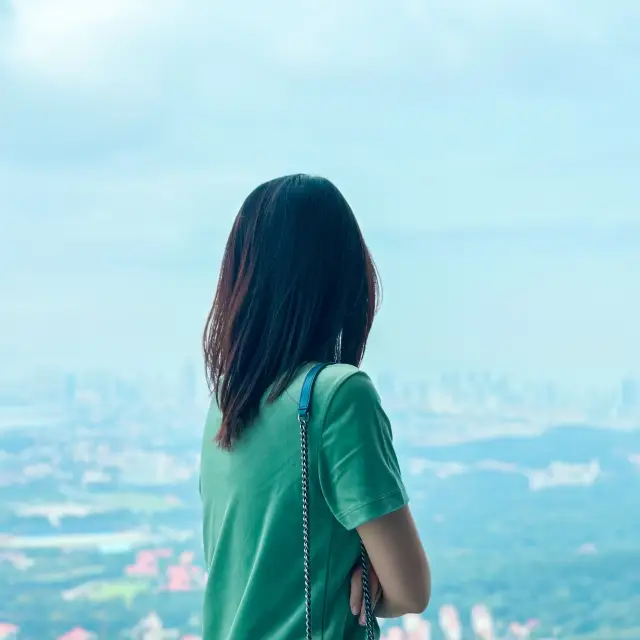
left=350, top=563, right=383, bottom=626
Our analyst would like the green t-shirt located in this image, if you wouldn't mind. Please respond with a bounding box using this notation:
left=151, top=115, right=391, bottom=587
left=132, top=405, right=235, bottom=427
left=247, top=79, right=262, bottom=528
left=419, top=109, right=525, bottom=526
left=200, top=363, right=409, bottom=639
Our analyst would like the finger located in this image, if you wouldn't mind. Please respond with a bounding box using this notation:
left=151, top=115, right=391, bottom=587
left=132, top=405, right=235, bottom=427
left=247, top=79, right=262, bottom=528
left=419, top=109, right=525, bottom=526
left=371, top=571, right=380, bottom=605
left=350, top=566, right=363, bottom=616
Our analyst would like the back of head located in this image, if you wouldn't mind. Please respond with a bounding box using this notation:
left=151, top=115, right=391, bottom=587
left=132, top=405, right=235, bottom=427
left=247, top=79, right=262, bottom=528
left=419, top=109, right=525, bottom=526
left=203, top=173, right=380, bottom=449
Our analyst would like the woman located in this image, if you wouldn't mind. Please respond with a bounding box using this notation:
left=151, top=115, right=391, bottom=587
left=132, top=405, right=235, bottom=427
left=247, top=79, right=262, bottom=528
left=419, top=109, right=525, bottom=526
left=200, top=174, right=430, bottom=639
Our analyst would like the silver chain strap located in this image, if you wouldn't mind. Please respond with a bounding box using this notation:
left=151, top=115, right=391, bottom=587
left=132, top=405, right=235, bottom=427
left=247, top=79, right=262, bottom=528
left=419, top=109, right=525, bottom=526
left=300, top=415, right=313, bottom=640
left=300, top=414, right=375, bottom=639
left=360, top=542, right=375, bottom=639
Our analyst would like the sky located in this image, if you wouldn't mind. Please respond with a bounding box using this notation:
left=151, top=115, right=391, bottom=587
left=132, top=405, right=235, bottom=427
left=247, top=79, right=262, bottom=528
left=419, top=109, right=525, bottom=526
left=1, top=1, right=639, bottom=383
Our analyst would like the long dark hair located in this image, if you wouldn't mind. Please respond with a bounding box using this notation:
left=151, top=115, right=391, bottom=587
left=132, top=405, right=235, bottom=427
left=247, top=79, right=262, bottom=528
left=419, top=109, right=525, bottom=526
left=203, top=174, right=380, bottom=449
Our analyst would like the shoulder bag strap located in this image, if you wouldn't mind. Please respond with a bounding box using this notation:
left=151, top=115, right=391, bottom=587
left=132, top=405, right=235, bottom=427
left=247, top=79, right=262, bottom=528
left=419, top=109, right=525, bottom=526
left=298, top=363, right=375, bottom=640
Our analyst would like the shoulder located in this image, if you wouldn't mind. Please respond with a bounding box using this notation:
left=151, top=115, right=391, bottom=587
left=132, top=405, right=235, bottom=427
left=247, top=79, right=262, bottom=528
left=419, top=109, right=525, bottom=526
left=314, top=364, right=380, bottom=415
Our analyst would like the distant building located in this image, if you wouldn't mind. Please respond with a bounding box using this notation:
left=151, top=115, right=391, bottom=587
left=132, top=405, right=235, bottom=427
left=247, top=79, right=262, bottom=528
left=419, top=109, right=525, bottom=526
left=508, top=619, right=539, bottom=639
left=0, top=622, right=19, bottom=639
left=471, top=604, right=495, bottom=640
left=527, top=459, right=601, bottom=491
left=620, top=377, right=639, bottom=416
left=402, top=614, right=431, bottom=639
left=125, top=550, right=160, bottom=578
left=438, top=604, right=462, bottom=640
left=128, top=612, right=173, bottom=640
left=56, top=628, right=97, bottom=640
left=165, top=565, right=193, bottom=591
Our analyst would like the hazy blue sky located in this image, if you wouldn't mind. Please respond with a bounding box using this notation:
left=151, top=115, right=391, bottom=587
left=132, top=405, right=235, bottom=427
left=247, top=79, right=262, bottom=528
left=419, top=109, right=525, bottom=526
left=1, top=1, right=639, bottom=382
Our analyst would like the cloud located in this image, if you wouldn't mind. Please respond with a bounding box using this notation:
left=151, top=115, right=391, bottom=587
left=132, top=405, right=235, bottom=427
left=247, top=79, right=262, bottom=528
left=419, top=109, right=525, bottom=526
left=0, top=0, right=639, bottom=252
left=3, top=0, right=182, bottom=86
left=2, top=1, right=640, bottom=374
left=3, top=0, right=637, bottom=92
left=2, top=0, right=637, bottom=166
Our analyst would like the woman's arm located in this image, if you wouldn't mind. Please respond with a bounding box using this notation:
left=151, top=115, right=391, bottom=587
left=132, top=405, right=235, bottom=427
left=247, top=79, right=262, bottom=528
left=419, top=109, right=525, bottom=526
left=319, top=370, right=430, bottom=619
left=357, top=506, right=430, bottom=617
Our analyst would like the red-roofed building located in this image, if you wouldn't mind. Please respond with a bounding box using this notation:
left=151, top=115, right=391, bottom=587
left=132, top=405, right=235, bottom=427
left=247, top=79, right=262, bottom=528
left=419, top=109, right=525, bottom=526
left=0, top=622, right=19, bottom=639
left=136, top=550, right=158, bottom=566
left=166, top=565, right=192, bottom=591
left=125, top=550, right=160, bottom=577
left=56, top=628, right=97, bottom=640
left=126, top=562, right=159, bottom=577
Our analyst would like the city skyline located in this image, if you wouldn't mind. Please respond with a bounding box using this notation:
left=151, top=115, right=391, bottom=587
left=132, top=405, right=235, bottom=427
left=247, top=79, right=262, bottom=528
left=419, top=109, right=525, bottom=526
left=1, top=358, right=638, bottom=638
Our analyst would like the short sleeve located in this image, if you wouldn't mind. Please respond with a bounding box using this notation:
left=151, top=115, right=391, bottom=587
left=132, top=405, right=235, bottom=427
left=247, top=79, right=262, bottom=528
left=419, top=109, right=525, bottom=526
left=319, top=371, right=409, bottom=530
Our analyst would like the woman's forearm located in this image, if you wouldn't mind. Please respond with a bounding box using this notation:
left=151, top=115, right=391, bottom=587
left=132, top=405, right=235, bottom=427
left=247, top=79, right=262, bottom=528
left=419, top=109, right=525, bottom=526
left=375, top=594, right=414, bottom=619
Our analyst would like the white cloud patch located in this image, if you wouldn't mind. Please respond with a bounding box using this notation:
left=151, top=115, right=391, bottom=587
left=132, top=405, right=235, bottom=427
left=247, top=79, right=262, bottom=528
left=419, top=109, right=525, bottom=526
left=2, top=0, right=636, bottom=91
left=4, top=0, right=182, bottom=86
left=0, top=0, right=638, bottom=250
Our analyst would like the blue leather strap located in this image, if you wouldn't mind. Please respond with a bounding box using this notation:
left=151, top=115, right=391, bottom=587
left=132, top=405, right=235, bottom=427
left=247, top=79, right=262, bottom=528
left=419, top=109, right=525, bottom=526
left=298, top=363, right=329, bottom=419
